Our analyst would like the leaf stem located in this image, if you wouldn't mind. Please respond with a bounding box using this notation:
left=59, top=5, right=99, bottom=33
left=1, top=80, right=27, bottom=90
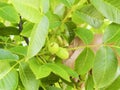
left=68, top=44, right=103, bottom=51
left=36, top=56, right=45, bottom=64
left=62, top=0, right=87, bottom=23
left=0, top=41, right=17, bottom=46
left=68, top=44, right=120, bottom=51
left=51, top=0, right=87, bottom=42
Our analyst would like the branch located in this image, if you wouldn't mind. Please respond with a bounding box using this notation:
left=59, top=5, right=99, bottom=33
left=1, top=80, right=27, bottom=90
left=18, top=16, right=29, bottom=45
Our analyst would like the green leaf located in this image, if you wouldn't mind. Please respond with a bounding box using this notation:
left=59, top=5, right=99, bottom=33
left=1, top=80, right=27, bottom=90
left=40, top=0, right=49, bottom=13
left=65, top=21, right=76, bottom=43
left=45, top=63, right=70, bottom=82
left=46, top=11, right=61, bottom=29
left=75, top=28, right=94, bottom=44
left=91, top=0, right=120, bottom=24
left=12, top=0, right=41, bottom=23
left=93, top=46, right=118, bottom=88
left=72, top=11, right=83, bottom=24
left=53, top=3, right=65, bottom=18
left=46, top=86, right=62, bottom=90
left=0, top=22, right=5, bottom=27
left=41, top=73, right=59, bottom=85
left=57, top=63, right=78, bottom=78
left=34, top=63, right=70, bottom=82
left=28, top=58, right=48, bottom=79
left=113, top=46, right=120, bottom=56
left=85, top=74, right=94, bottom=90
left=105, top=75, right=120, bottom=90
left=0, top=2, right=19, bottom=23
left=103, top=23, right=120, bottom=43
left=74, top=0, right=80, bottom=4
left=75, top=4, right=104, bottom=28
left=64, top=85, right=74, bottom=90
left=58, top=0, right=75, bottom=7
left=0, top=0, right=8, bottom=3
left=27, top=15, right=49, bottom=59
left=20, top=22, right=34, bottom=37
left=35, top=64, right=52, bottom=79
left=0, top=49, right=19, bottom=61
left=19, top=62, right=39, bottom=90
left=9, top=46, right=27, bottom=56
left=75, top=48, right=94, bottom=75
left=0, top=27, right=20, bottom=36
left=12, top=0, right=40, bottom=9
left=0, top=61, right=18, bottom=90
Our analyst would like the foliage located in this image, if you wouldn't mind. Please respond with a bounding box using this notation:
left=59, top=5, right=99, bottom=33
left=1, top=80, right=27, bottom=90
left=0, top=0, right=120, bottom=90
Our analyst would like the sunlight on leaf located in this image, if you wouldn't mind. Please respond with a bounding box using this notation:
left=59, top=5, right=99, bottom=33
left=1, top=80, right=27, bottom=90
left=0, top=49, right=19, bottom=61
left=12, top=0, right=41, bottom=23
left=91, top=0, right=120, bottom=24
left=93, top=46, right=118, bottom=88
left=75, top=48, right=94, bottom=75
left=27, top=15, right=49, bottom=59
left=75, top=28, right=94, bottom=44
left=0, top=61, right=18, bottom=90
left=103, top=23, right=120, bottom=43
left=19, top=62, right=39, bottom=90
left=75, top=4, right=104, bottom=28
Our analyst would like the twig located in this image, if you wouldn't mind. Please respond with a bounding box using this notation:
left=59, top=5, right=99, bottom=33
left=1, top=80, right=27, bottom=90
left=18, top=16, right=29, bottom=45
